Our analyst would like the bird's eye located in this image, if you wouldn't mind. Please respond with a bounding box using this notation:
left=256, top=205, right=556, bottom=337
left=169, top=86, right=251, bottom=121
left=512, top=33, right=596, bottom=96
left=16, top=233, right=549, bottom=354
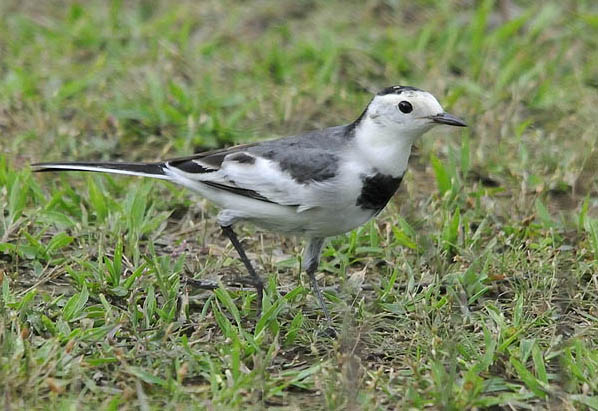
left=398, top=101, right=413, bottom=113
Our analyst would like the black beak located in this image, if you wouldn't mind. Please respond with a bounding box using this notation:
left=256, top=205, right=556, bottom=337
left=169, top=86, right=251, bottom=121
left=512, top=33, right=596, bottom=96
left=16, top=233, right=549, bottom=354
left=429, top=112, right=467, bottom=127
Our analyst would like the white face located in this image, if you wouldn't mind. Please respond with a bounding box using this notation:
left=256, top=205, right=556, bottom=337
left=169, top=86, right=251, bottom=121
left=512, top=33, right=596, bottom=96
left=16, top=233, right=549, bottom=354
left=351, top=86, right=466, bottom=177
left=365, top=87, right=465, bottom=138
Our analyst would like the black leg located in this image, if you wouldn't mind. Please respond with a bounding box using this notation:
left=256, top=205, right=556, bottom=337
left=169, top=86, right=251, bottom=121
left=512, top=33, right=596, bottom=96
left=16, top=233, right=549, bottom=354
left=306, top=265, right=332, bottom=324
left=303, top=238, right=333, bottom=325
left=221, top=225, right=264, bottom=316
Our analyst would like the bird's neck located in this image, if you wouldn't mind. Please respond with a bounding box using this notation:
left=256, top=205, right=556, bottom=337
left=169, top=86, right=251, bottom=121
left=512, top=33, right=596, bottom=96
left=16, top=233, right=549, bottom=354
left=353, top=116, right=417, bottom=177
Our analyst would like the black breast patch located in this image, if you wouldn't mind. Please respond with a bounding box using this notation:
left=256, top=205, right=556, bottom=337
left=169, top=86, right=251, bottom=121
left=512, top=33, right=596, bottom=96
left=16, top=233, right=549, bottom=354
left=356, top=172, right=403, bottom=212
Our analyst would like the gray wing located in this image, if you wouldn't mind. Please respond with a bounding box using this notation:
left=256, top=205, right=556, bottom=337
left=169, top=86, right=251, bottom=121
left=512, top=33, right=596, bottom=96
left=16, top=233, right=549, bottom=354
left=164, top=125, right=354, bottom=208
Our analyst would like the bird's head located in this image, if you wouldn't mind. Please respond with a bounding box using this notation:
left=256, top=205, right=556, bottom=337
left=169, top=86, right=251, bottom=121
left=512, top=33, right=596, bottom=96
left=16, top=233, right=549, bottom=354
left=359, top=85, right=466, bottom=139
left=351, top=85, right=467, bottom=176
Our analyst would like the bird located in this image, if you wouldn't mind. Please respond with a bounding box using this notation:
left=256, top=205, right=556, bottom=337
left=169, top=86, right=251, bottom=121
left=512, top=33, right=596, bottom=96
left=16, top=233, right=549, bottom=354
left=32, top=85, right=467, bottom=323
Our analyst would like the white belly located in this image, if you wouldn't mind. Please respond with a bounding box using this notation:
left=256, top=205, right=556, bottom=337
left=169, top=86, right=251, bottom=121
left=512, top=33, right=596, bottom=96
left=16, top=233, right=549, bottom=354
left=246, top=203, right=377, bottom=237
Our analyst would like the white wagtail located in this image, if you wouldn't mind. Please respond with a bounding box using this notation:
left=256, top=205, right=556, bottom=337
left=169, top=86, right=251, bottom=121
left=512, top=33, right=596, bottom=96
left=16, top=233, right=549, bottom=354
left=32, top=85, right=466, bottom=321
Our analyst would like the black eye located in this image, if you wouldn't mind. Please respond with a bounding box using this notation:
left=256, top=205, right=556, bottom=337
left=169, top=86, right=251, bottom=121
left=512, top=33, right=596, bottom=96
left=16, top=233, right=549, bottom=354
left=398, top=101, right=413, bottom=113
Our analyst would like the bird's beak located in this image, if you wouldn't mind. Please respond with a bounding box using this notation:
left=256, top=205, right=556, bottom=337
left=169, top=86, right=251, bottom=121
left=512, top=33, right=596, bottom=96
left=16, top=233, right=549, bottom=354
left=428, top=112, right=467, bottom=127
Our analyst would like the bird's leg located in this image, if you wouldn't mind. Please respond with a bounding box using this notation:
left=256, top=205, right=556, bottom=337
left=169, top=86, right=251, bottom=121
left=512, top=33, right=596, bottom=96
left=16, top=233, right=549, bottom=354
left=306, top=265, right=331, bottom=324
left=221, top=225, right=264, bottom=316
left=303, top=238, right=332, bottom=324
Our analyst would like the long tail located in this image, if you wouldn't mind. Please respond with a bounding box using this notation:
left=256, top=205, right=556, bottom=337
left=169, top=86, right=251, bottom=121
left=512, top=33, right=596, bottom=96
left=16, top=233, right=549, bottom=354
left=31, top=161, right=171, bottom=180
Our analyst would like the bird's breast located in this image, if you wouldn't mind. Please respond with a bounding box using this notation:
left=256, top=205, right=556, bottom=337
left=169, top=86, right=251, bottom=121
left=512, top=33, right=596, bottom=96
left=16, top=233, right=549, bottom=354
left=356, top=172, right=403, bottom=214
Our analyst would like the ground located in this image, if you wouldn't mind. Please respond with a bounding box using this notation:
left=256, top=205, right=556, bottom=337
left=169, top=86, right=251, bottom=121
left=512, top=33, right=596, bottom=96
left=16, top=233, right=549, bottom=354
left=1, top=0, right=598, bottom=409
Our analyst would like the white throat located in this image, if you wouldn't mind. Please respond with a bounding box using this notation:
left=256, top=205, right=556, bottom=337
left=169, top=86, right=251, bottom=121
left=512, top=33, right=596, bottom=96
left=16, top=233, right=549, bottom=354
left=353, top=115, right=419, bottom=177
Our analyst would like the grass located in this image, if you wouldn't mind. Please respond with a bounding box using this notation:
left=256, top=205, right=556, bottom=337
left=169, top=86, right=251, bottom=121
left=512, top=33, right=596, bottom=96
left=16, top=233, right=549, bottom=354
left=1, top=0, right=598, bottom=408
